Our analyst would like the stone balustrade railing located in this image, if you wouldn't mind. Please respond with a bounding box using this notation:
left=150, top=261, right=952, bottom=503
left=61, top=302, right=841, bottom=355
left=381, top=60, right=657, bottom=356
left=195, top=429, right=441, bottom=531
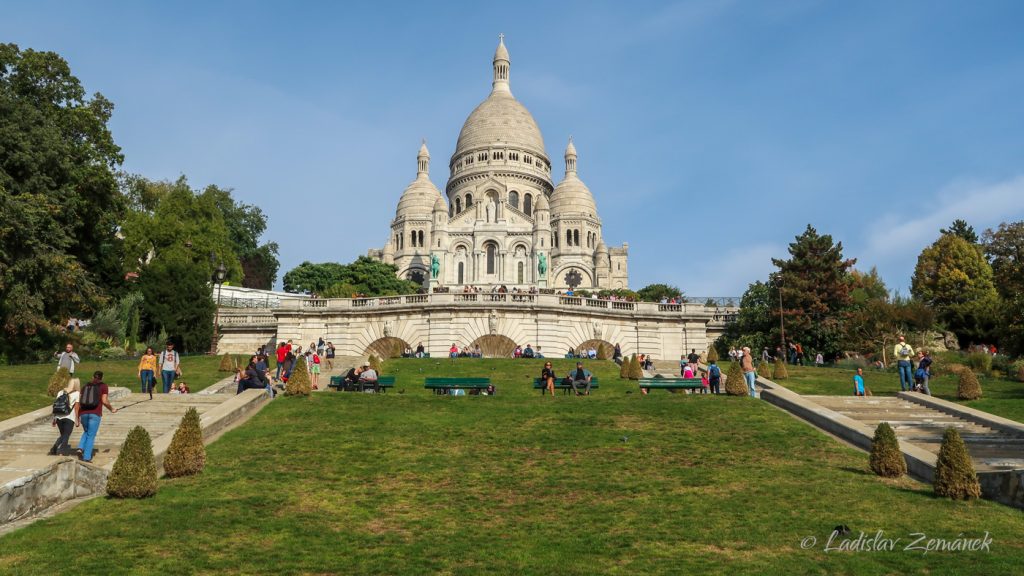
left=270, top=293, right=738, bottom=320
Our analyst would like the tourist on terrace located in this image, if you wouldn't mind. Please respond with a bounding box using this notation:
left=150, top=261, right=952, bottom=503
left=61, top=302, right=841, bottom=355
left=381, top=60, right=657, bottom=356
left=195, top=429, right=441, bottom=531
left=513, top=346, right=523, bottom=358
left=523, top=344, right=535, bottom=358
left=613, top=343, right=622, bottom=364
left=540, top=362, right=557, bottom=396
left=326, top=342, right=336, bottom=369
left=159, top=341, right=181, bottom=394
left=54, top=342, right=80, bottom=375
left=535, top=346, right=544, bottom=359
left=741, top=347, right=757, bottom=398
left=569, top=362, right=593, bottom=396
left=358, top=363, right=379, bottom=393
left=415, top=342, right=425, bottom=358
left=853, top=368, right=866, bottom=396
left=449, top=343, right=459, bottom=359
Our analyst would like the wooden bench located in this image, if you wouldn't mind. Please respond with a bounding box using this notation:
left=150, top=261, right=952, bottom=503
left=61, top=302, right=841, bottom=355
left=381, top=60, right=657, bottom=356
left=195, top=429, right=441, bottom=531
left=328, top=375, right=395, bottom=392
left=424, top=377, right=491, bottom=395
left=532, top=377, right=600, bottom=395
left=638, top=377, right=704, bottom=393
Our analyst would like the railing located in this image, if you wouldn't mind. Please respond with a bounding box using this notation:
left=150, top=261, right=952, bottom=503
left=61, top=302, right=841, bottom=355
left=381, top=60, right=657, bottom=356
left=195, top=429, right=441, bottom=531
left=217, top=296, right=283, bottom=309
left=612, top=301, right=636, bottom=311
left=559, top=297, right=582, bottom=306
left=658, top=304, right=682, bottom=312
left=303, top=299, right=328, bottom=309
left=220, top=314, right=276, bottom=326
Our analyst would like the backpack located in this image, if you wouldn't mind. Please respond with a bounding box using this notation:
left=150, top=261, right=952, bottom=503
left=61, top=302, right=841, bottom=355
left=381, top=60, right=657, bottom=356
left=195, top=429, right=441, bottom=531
left=52, top=391, right=72, bottom=416
left=709, top=365, right=721, bottom=379
left=899, top=345, right=911, bottom=357
left=80, top=383, right=101, bottom=410
left=313, top=354, right=320, bottom=365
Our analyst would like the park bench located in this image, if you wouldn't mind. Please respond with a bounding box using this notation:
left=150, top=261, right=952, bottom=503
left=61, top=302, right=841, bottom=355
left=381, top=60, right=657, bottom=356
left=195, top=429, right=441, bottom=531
left=532, top=377, right=600, bottom=395
left=638, top=377, right=704, bottom=393
left=424, top=377, right=491, bottom=395
left=328, top=375, right=395, bottom=392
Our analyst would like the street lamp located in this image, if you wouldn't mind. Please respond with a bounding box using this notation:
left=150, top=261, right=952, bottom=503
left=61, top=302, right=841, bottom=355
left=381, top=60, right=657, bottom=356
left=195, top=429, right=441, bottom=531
left=210, top=262, right=227, bottom=354
left=776, top=272, right=786, bottom=359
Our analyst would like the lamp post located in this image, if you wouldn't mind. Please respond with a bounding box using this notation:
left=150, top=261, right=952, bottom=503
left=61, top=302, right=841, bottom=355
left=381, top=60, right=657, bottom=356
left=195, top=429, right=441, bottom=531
left=210, top=262, right=227, bottom=354
left=777, top=273, right=786, bottom=357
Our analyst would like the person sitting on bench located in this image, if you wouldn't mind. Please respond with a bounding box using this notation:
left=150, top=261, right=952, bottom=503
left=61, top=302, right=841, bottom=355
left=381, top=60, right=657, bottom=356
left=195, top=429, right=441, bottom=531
left=540, top=361, right=557, bottom=396
left=358, top=363, right=379, bottom=393
left=568, top=362, right=593, bottom=396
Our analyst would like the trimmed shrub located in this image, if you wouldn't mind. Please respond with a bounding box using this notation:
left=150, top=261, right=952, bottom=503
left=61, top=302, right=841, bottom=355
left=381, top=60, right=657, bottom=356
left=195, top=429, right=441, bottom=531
left=966, top=352, right=992, bottom=375
left=369, top=354, right=382, bottom=373
left=218, top=354, right=236, bottom=372
left=285, top=356, right=312, bottom=396
left=163, top=407, right=206, bottom=478
left=933, top=427, right=981, bottom=500
left=706, top=347, right=719, bottom=363
left=627, top=355, right=643, bottom=380
left=757, top=360, right=772, bottom=379
left=772, top=358, right=789, bottom=380
left=47, top=367, right=71, bottom=397
left=106, top=426, right=158, bottom=499
left=1015, top=360, right=1024, bottom=383
left=957, top=369, right=982, bottom=400
left=724, top=361, right=747, bottom=396
left=619, top=354, right=631, bottom=379
left=869, top=422, right=906, bottom=478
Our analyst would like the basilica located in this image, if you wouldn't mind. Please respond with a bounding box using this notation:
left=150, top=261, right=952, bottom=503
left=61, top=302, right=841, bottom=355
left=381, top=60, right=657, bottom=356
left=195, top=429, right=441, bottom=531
left=370, top=36, right=629, bottom=291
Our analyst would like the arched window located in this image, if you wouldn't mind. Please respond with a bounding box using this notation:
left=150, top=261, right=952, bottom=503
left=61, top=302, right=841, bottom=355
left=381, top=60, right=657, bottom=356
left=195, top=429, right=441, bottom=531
left=509, top=191, right=519, bottom=209
left=418, top=230, right=424, bottom=247
left=458, top=262, right=465, bottom=284
left=566, top=229, right=572, bottom=246
left=455, top=198, right=462, bottom=213
left=486, top=243, right=497, bottom=275
left=523, top=193, right=533, bottom=216
left=541, top=237, right=544, bottom=247
left=518, top=262, right=524, bottom=284
left=408, top=270, right=425, bottom=285
left=410, top=231, right=416, bottom=247
left=449, top=204, right=454, bottom=217
left=465, top=194, right=473, bottom=208
left=573, top=229, right=580, bottom=246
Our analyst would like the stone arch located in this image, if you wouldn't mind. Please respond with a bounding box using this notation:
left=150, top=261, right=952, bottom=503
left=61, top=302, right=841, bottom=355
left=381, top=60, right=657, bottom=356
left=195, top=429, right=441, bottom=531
left=576, top=339, right=615, bottom=360
left=470, top=334, right=518, bottom=358
left=364, top=336, right=410, bottom=359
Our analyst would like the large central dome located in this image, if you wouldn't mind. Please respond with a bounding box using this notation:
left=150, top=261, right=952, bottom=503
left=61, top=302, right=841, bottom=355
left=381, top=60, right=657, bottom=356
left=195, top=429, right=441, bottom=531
left=451, top=36, right=548, bottom=162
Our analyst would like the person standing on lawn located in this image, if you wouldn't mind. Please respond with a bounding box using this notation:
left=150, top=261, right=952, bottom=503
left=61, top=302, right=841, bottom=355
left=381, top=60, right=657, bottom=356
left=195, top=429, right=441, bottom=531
left=893, top=335, right=915, bottom=392
left=853, top=368, right=866, bottom=396
left=741, top=346, right=757, bottom=398
left=76, top=371, right=117, bottom=462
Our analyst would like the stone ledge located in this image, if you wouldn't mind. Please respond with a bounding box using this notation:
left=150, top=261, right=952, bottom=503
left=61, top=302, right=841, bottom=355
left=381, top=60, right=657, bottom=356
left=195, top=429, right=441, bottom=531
left=0, top=388, right=132, bottom=441
left=897, top=392, right=1024, bottom=436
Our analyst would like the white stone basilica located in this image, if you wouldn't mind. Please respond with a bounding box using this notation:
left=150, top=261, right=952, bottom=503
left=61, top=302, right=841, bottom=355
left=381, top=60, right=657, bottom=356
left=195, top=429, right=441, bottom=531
left=370, top=36, right=629, bottom=291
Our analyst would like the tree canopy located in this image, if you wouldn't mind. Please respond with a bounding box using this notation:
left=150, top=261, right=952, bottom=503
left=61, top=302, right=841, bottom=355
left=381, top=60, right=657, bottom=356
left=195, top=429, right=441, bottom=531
left=284, top=257, right=418, bottom=297
left=0, top=44, right=125, bottom=355
left=636, top=283, right=683, bottom=302
left=983, top=221, right=1024, bottom=354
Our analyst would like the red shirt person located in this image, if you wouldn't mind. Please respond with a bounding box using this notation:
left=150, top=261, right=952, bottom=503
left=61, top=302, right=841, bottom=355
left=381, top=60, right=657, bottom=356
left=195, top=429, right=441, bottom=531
left=76, top=371, right=117, bottom=462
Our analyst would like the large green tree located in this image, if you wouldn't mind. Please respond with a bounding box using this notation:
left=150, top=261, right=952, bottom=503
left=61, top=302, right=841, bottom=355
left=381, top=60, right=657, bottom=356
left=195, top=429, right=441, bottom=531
left=635, top=283, right=684, bottom=302
left=940, top=219, right=979, bottom=244
left=138, top=254, right=216, bottom=353
left=983, top=221, right=1024, bottom=354
left=911, top=233, right=999, bottom=346
left=0, top=44, right=125, bottom=355
left=203, top=185, right=279, bottom=289
left=718, top=280, right=773, bottom=355
left=771, top=225, right=857, bottom=357
left=284, top=257, right=418, bottom=296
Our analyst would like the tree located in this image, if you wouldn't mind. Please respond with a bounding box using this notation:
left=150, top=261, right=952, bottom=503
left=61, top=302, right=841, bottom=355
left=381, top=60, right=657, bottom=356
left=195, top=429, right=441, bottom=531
left=772, top=225, right=857, bottom=358
left=933, top=427, right=981, bottom=500
left=911, top=233, right=999, bottom=346
left=720, top=281, right=773, bottom=354
left=724, top=361, right=747, bottom=396
left=0, top=44, right=125, bottom=358
left=627, top=354, right=643, bottom=380
left=940, top=219, right=978, bottom=244
left=47, top=367, right=71, bottom=397
left=202, top=185, right=279, bottom=289
left=636, top=283, right=683, bottom=303
left=957, top=368, right=982, bottom=401
left=283, top=257, right=418, bottom=296
left=163, top=407, right=206, bottom=478
left=139, top=254, right=216, bottom=353
left=772, top=358, right=789, bottom=380
left=983, top=221, right=1024, bottom=355
left=106, top=426, right=158, bottom=498
left=869, top=422, right=906, bottom=478
left=283, top=261, right=348, bottom=294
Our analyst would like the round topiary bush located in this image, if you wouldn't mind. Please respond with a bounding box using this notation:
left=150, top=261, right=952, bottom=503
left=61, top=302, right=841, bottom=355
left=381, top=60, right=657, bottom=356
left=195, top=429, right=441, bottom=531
left=163, top=407, right=206, bottom=478
left=47, top=367, right=71, bottom=397
left=285, top=356, right=312, bottom=396
left=757, top=360, right=772, bottom=379
left=724, top=361, right=747, bottom=396
left=957, top=368, right=983, bottom=400
left=627, top=355, right=643, bottom=380
left=933, top=427, right=981, bottom=500
left=106, top=426, right=158, bottom=499
left=218, top=354, right=236, bottom=372
left=772, top=358, right=789, bottom=380
left=869, top=422, right=906, bottom=478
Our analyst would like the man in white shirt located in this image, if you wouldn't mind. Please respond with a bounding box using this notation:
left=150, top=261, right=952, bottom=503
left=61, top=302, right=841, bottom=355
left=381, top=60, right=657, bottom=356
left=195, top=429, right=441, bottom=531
left=55, top=343, right=80, bottom=375
left=159, top=342, right=181, bottom=393
left=358, top=363, right=379, bottom=393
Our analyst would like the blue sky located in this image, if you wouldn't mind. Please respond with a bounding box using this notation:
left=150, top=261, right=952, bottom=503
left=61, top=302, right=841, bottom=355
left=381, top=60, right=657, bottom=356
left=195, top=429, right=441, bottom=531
left=6, top=1, right=1024, bottom=296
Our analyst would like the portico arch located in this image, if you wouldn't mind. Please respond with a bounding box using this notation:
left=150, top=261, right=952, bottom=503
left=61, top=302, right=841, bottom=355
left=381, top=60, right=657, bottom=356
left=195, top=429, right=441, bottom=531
left=575, top=339, right=615, bottom=360
left=364, top=337, right=411, bottom=359
left=470, top=334, right=518, bottom=358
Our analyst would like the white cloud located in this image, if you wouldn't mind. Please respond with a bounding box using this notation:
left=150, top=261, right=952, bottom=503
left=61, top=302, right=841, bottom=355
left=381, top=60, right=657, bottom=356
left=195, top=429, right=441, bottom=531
left=680, top=242, right=783, bottom=297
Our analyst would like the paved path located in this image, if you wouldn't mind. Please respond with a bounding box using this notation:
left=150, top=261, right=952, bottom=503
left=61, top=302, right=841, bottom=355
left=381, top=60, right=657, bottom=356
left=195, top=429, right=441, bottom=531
left=805, top=395, right=1024, bottom=472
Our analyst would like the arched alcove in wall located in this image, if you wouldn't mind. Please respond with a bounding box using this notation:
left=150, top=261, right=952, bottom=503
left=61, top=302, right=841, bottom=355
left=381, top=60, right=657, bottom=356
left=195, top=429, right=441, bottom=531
left=575, top=339, right=615, bottom=360
left=364, top=337, right=411, bottom=359
left=469, top=334, right=518, bottom=358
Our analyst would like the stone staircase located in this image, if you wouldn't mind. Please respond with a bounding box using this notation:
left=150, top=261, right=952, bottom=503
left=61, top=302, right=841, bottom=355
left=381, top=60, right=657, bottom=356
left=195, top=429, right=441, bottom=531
left=805, top=395, right=1024, bottom=473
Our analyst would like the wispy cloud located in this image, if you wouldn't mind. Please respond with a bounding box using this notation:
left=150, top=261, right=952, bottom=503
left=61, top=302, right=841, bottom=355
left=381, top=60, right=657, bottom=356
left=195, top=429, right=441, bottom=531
left=676, top=242, right=782, bottom=297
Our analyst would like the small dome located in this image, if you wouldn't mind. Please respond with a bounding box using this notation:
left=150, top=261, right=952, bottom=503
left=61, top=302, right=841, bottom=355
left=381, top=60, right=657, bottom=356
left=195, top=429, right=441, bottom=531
left=396, top=143, right=443, bottom=218
left=596, top=240, right=608, bottom=254
left=535, top=192, right=549, bottom=211
left=550, top=176, right=598, bottom=218
left=433, top=195, right=447, bottom=213
left=494, top=34, right=509, bottom=62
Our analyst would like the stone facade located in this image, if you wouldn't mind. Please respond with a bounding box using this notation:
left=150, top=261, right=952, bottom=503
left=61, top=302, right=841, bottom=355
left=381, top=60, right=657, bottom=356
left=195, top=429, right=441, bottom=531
left=369, top=36, right=629, bottom=291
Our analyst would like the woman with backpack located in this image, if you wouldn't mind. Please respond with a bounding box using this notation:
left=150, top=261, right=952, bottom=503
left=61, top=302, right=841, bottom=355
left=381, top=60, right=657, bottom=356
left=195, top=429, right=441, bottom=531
left=49, top=378, right=80, bottom=456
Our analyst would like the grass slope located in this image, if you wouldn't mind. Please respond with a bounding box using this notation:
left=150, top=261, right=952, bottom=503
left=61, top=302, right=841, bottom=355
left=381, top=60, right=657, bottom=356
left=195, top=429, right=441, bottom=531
left=1, top=360, right=1021, bottom=575
left=0, top=356, right=224, bottom=421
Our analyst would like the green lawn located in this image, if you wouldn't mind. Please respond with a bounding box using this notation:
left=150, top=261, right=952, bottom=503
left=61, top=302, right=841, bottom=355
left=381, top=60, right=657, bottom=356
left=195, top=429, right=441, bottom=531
left=0, top=355, right=226, bottom=421
left=1, top=360, right=1021, bottom=575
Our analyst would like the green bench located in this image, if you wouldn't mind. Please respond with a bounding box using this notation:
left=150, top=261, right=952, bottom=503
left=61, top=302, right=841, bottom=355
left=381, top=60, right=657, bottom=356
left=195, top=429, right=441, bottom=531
left=638, top=377, right=704, bottom=393
left=532, top=377, right=600, bottom=395
left=424, top=377, right=491, bottom=395
left=328, top=375, right=395, bottom=392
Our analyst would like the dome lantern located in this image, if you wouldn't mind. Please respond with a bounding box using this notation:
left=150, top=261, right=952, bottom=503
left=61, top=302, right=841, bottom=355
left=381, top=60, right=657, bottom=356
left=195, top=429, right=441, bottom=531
left=492, top=33, right=510, bottom=94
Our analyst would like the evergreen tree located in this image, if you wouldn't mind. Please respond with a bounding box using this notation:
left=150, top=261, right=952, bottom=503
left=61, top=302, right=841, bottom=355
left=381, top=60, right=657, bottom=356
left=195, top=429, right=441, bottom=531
left=940, top=219, right=979, bottom=244
left=627, top=355, right=643, bottom=380
left=139, top=254, right=216, bottom=353
left=757, top=360, right=772, bottom=379
left=912, top=233, right=999, bottom=346
left=285, top=356, right=312, bottom=396
left=772, top=358, right=789, bottom=380
left=982, top=221, right=1024, bottom=355
left=869, top=422, right=906, bottom=478
left=619, top=354, right=631, bottom=379
left=933, top=427, right=981, bottom=500
left=957, top=368, right=983, bottom=401
left=706, top=347, right=719, bottom=363
left=218, top=354, right=236, bottom=372
left=163, top=407, right=206, bottom=478
left=720, top=281, right=774, bottom=354
left=47, top=367, right=71, bottom=397
left=635, top=283, right=683, bottom=303
left=771, top=225, right=857, bottom=358
left=106, top=426, right=158, bottom=499
left=724, top=361, right=747, bottom=396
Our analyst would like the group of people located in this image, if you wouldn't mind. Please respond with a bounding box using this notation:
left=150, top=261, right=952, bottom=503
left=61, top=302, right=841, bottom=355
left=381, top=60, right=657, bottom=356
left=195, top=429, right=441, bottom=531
left=272, top=339, right=335, bottom=388
left=539, top=361, right=593, bottom=396
left=134, top=342, right=183, bottom=398
left=49, top=368, right=117, bottom=462
left=401, top=343, right=428, bottom=358
left=338, top=363, right=381, bottom=392
left=891, top=335, right=933, bottom=395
